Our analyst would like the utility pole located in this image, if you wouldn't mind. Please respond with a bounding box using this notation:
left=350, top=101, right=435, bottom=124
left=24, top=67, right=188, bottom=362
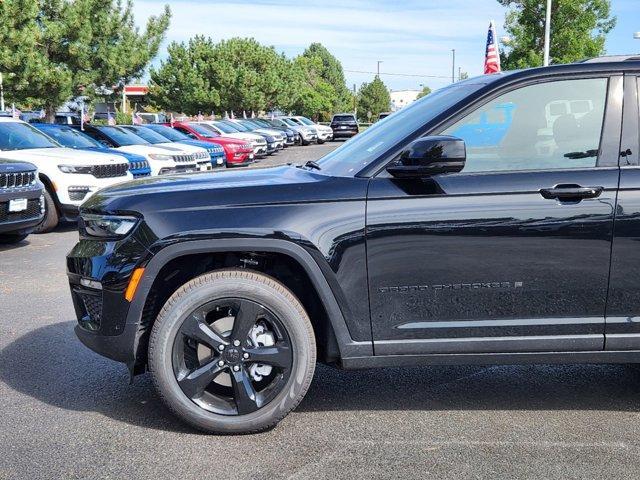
left=353, top=83, right=357, bottom=115
left=377, top=61, right=383, bottom=77
left=451, top=49, right=456, bottom=83
left=543, top=0, right=552, bottom=66
left=0, top=73, right=4, bottom=112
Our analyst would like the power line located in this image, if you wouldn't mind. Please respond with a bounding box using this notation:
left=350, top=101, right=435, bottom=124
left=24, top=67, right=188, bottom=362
left=344, top=69, right=455, bottom=80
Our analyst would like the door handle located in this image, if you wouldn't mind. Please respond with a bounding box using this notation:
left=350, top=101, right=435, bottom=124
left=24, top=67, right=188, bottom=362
left=539, top=184, right=604, bottom=200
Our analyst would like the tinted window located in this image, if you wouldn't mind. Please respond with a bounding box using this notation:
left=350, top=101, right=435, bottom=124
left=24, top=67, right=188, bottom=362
left=441, top=78, right=608, bottom=172
left=96, top=126, right=150, bottom=146
left=124, top=126, right=170, bottom=144
left=0, top=122, right=60, bottom=150
left=332, top=115, right=356, bottom=122
left=317, top=80, right=485, bottom=176
left=188, top=123, right=220, bottom=137
left=296, top=117, right=314, bottom=125
left=145, top=125, right=190, bottom=141
left=37, top=126, right=100, bottom=149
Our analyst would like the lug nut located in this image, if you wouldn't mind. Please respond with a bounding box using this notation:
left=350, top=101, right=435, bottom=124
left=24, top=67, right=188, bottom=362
left=233, top=365, right=240, bottom=372
left=233, top=340, right=241, bottom=347
left=243, top=353, right=249, bottom=359
left=218, top=345, right=225, bottom=351
left=217, top=360, right=225, bottom=367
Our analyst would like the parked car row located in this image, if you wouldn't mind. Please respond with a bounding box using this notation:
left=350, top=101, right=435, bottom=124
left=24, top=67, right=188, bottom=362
left=0, top=114, right=346, bottom=243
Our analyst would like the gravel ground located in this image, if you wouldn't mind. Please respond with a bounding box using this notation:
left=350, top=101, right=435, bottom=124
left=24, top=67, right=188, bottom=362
left=2, top=141, right=640, bottom=479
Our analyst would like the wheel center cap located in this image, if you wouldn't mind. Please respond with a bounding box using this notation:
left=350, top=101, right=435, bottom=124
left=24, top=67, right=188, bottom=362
left=224, top=347, right=241, bottom=364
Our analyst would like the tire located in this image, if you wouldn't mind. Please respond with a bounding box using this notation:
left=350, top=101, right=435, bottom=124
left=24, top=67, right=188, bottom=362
left=33, top=189, right=58, bottom=233
left=0, top=233, right=28, bottom=244
left=149, top=269, right=316, bottom=434
left=317, top=139, right=325, bottom=145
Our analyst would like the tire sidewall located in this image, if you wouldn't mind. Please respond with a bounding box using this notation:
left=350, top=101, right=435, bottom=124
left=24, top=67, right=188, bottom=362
left=149, top=270, right=316, bottom=434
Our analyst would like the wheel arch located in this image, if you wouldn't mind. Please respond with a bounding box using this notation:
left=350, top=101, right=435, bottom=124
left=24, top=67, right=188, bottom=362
left=37, top=173, right=62, bottom=215
left=127, top=239, right=372, bottom=371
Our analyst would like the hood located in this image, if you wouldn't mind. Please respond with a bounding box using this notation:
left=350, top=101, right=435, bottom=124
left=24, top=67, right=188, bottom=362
left=77, top=147, right=147, bottom=163
left=154, top=142, right=207, bottom=155
left=222, top=132, right=265, bottom=143
left=0, top=147, right=127, bottom=166
left=0, top=158, right=37, bottom=173
left=82, top=165, right=367, bottom=217
left=254, top=128, right=284, bottom=138
left=178, top=140, right=225, bottom=154
left=115, top=144, right=188, bottom=157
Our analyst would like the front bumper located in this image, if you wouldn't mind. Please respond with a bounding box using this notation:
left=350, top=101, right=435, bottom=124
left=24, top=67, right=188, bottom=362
left=68, top=231, right=152, bottom=365
left=317, top=130, right=334, bottom=141
left=0, top=187, right=44, bottom=234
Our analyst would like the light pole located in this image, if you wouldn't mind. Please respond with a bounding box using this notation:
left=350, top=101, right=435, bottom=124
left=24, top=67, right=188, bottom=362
left=543, top=0, right=552, bottom=66
left=376, top=61, right=383, bottom=77
left=451, top=49, right=456, bottom=83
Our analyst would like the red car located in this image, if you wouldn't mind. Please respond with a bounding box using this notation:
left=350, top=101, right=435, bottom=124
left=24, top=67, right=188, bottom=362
left=169, top=122, right=254, bottom=167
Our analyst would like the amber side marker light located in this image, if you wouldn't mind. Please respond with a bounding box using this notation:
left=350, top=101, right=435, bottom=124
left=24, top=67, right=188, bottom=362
left=125, top=267, right=145, bottom=302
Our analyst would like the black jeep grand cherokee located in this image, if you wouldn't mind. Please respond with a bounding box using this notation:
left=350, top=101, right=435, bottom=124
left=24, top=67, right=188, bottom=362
left=0, top=159, right=43, bottom=244
left=68, top=57, right=640, bottom=434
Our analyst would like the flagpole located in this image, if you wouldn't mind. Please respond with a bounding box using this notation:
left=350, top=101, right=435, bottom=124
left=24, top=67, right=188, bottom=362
left=543, top=0, right=552, bottom=66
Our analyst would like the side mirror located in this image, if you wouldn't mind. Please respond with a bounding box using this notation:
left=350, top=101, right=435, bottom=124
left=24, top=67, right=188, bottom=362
left=387, top=135, right=466, bottom=179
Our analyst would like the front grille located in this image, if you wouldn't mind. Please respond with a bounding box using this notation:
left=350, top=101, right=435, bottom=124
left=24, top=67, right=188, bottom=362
left=74, top=288, right=102, bottom=330
left=130, top=160, right=149, bottom=171
left=0, top=198, right=42, bottom=223
left=91, top=163, right=129, bottom=179
left=0, top=171, right=36, bottom=189
left=173, top=154, right=196, bottom=163
left=194, top=151, right=209, bottom=160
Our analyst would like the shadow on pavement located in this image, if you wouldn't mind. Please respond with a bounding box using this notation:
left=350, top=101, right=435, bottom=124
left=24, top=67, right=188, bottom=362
left=2, top=320, right=640, bottom=433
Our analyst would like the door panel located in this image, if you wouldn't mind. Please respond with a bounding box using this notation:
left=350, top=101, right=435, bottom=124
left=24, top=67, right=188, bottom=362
left=606, top=75, right=640, bottom=350
left=367, top=76, right=622, bottom=355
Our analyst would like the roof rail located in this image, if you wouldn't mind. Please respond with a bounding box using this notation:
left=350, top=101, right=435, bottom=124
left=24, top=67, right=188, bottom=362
left=578, top=55, right=640, bottom=63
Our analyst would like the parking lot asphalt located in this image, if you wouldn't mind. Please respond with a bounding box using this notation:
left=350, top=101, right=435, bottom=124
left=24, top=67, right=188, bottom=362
left=3, top=141, right=640, bottom=479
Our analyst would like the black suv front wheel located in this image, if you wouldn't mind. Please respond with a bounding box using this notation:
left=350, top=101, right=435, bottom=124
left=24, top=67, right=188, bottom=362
left=148, top=269, right=316, bottom=434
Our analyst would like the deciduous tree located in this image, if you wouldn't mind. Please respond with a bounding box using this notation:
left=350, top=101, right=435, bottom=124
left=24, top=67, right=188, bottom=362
left=498, top=0, right=616, bottom=69
left=357, top=76, right=391, bottom=122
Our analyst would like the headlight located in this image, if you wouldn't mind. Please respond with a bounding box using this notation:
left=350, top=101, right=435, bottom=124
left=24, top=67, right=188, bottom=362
left=58, top=165, right=93, bottom=174
left=148, top=154, right=174, bottom=161
left=80, top=214, right=138, bottom=240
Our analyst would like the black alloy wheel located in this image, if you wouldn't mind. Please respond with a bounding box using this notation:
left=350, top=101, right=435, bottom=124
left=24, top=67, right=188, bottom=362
left=149, top=269, right=316, bottom=434
left=172, top=298, right=293, bottom=416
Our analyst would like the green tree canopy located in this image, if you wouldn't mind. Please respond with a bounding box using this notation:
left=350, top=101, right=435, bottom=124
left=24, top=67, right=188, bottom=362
left=499, top=0, right=616, bottom=69
left=300, top=43, right=352, bottom=115
left=0, top=0, right=170, bottom=120
left=416, top=85, right=432, bottom=99
left=357, top=76, right=391, bottom=122
left=150, top=37, right=294, bottom=115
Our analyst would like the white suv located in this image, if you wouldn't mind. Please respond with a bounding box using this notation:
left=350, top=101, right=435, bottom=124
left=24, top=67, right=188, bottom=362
left=0, top=118, right=133, bottom=232
left=288, top=116, right=334, bottom=144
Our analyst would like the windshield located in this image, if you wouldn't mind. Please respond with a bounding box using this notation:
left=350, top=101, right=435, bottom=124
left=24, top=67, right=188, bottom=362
left=145, top=124, right=190, bottom=141
left=36, top=126, right=101, bottom=149
left=188, top=123, right=220, bottom=138
left=268, top=119, right=288, bottom=128
left=97, top=126, right=150, bottom=146
left=280, top=118, right=297, bottom=127
left=317, top=81, right=487, bottom=176
left=124, top=126, right=171, bottom=144
left=0, top=122, right=60, bottom=150
left=296, top=117, right=315, bottom=126
left=225, top=121, right=251, bottom=132
left=212, top=122, right=241, bottom=134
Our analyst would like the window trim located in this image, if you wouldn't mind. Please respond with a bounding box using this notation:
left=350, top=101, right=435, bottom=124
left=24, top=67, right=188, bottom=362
left=372, top=73, right=624, bottom=178
left=620, top=74, right=639, bottom=167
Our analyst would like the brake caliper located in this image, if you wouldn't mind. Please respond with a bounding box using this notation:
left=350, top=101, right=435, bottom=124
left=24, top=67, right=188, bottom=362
left=248, top=323, right=275, bottom=381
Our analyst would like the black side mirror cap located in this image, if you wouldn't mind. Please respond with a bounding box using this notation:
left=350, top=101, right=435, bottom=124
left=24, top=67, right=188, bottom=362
left=387, top=135, right=466, bottom=179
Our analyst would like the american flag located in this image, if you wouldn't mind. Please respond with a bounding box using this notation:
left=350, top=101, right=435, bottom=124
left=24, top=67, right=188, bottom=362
left=484, top=20, right=501, bottom=74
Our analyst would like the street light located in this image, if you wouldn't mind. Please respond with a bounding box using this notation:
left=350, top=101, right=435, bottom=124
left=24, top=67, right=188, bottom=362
left=376, top=61, right=383, bottom=76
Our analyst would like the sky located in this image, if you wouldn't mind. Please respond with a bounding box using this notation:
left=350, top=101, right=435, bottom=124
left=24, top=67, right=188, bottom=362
left=132, top=0, right=640, bottom=92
